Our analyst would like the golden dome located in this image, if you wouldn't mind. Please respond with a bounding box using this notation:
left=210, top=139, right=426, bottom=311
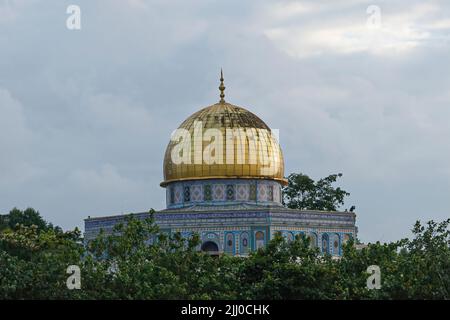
left=161, top=73, right=286, bottom=187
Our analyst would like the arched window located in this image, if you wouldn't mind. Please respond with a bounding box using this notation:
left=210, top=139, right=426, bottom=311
left=255, top=231, right=265, bottom=249
left=286, top=232, right=294, bottom=243
left=201, top=241, right=219, bottom=255
left=332, top=234, right=340, bottom=256
left=308, top=233, right=318, bottom=248
left=225, top=233, right=234, bottom=254
left=322, top=233, right=330, bottom=254
left=240, top=232, right=249, bottom=255
left=343, top=234, right=351, bottom=244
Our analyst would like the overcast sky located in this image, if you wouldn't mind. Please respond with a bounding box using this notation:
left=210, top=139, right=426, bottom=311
left=1, top=0, right=450, bottom=243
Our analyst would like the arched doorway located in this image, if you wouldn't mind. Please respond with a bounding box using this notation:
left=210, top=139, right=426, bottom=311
left=332, top=233, right=340, bottom=256
left=255, top=231, right=265, bottom=249
left=308, top=232, right=318, bottom=249
left=225, top=233, right=234, bottom=254
left=201, top=241, right=219, bottom=255
left=240, top=232, right=249, bottom=255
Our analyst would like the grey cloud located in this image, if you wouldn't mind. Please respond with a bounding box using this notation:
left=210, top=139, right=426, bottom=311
left=0, top=0, right=449, bottom=243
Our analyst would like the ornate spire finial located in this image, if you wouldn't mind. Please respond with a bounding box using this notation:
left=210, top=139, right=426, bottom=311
left=219, top=69, right=225, bottom=103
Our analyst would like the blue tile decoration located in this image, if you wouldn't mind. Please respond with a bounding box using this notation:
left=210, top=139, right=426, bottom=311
left=184, top=186, right=190, bottom=202
left=204, top=184, right=212, bottom=201
left=249, top=183, right=256, bottom=200
left=226, top=184, right=235, bottom=200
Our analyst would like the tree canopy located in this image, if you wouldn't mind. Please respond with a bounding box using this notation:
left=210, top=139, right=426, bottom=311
left=283, top=173, right=351, bottom=211
left=0, top=208, right=448, bottom=299
left=0, top=207, right=61, bottom=233
left=0, top=173, right=447, bottom=299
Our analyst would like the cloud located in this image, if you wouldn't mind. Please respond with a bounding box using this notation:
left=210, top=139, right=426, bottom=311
left=69, top=163, right=137, bottom=194
left=85, top=93, right=153, bottom=131
left=263, top=2, right=450, bottom=58
left=0, top=0, right=449, bottom=243
left=0, top=88, right=43, bottom=186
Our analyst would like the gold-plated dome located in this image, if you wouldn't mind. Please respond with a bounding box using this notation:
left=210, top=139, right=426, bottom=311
left=161, top=101, right=286, bottom=187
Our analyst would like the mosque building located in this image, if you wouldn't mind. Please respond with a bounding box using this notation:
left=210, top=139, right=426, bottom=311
left=84, top=72, right=357, bottom=256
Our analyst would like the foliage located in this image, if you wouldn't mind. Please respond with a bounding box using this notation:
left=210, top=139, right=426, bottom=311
left=0, top=207, right=449, bottom=300
left=0, top=208, right=61, bottom=233
left=282, top=173, right=351, bottom=211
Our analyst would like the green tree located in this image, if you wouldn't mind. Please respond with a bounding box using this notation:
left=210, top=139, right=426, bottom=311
left=1, top=207, right=60, bottom=233
left=237, top=233, right=343, bottom=299
left=283, top=173, right=351, bottom=211
left=337, top=218, right=450, bottom=300
left=0, top=224, right=83, bottom=299
left=1, top=206, right=448, bottom=300
left=83, top=211, right=240, bottom=299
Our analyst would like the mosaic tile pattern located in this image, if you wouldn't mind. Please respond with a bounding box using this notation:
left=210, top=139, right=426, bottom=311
left=213, top=184, right=226, bottom=201
left=166, top=179, right=284, bottom=208
left=273, top=185, right=281, bottom=203
left=268, top=185, right=274, bottom=201
left=184, top=186, right=190, bottom=202
left=249, top=183, right=257, bottom=200
left=190, top=185, right=203, bottom=202
left=226, top=184, right=235, bottom=201
left=174, top=185, right=183, bottom=204
left=204, top=184, right=212, bottom=201
left=257, top=184, right=268, bottom=202
left=85, top=212, right=357, bottom=257
left=236, top=184, right=249, bottom=201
